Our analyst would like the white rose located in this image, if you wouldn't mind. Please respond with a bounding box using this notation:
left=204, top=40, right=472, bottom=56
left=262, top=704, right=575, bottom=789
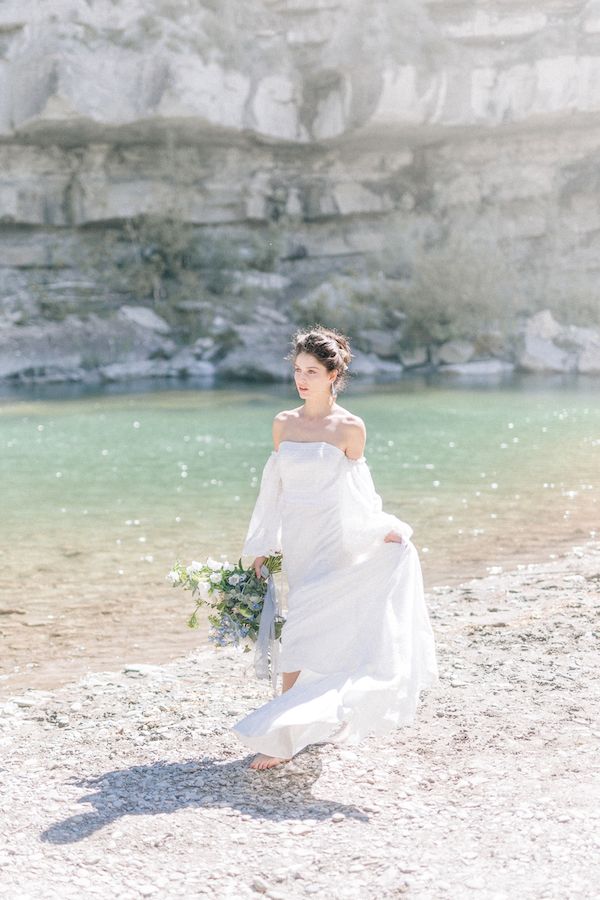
left=186, top=561, right=203, bottom=576
left=209, top=572, right=222, bottom=584
left=227, top=574, right=240, bottom=585
left=166, top=570, right=181, bottom=584
left=223, top=562, right=235, bottom=572
left=238, top=573, right=247, bottom=581
left=206, top=558, right=222, bottom=571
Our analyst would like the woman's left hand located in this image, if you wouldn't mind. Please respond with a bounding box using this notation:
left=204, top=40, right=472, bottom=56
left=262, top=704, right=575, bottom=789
left=383, top=530, right=404, bottom=543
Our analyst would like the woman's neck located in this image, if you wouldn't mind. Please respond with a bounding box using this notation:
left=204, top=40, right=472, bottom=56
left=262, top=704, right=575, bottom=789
left=301, top=396, right=336, bottom=421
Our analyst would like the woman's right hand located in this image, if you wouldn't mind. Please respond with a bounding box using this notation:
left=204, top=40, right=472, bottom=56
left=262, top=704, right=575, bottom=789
left=253, top=556, right=268, bottom=579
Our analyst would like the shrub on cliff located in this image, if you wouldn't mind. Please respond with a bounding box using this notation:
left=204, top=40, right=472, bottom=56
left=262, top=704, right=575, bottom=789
left=380, top=230, right=522, bottom=349
left=290, top=275, right=403, bottom=343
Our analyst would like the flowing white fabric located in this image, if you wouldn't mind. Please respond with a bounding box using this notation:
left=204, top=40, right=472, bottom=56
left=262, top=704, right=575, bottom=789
left=232, top=440, right=440, bottom=759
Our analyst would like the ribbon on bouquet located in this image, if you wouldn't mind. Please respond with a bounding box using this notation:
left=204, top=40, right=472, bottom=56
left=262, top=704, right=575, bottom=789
left=254, top=564, right=280, bottom=693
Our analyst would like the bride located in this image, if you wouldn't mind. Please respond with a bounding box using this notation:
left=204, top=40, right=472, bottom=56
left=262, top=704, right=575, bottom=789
left=232, top=325, right=439, bottom=769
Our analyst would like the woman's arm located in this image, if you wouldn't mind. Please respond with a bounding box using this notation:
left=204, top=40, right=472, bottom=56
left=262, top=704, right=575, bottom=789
left=344, top=418, right=366, bottom=460
left=251, top=413, right=286, bottom=577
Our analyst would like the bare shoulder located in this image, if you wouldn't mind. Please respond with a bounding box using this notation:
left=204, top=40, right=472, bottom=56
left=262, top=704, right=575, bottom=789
left=336, top=408, right=366, bottom=457
left=272, top=408, right=301, bottom=446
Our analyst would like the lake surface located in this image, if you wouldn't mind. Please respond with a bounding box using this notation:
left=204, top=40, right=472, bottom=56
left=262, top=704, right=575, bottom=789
left=1, top=376, right=598, bottom=695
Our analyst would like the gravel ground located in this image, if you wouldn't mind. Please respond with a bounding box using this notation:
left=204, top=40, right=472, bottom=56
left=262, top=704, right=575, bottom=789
left=1, top=543, right=599, bottom=900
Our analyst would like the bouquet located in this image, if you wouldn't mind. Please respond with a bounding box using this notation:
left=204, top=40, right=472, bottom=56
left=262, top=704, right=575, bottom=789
left=166, top=552, right=284, bottom=652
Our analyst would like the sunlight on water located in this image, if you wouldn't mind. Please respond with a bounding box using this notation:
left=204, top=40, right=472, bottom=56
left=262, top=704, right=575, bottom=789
left=0, top=379, right=598, bottom=694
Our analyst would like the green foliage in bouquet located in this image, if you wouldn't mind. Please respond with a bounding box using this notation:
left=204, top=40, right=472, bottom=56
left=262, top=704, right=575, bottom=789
left=167, top=553, right=283, bottom=651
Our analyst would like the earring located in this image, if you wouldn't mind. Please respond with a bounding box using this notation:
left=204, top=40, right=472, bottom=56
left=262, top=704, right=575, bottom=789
left=330, top=379, right=337, bottom=397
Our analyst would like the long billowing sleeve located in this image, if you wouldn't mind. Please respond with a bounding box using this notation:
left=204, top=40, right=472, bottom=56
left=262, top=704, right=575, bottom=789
left=241, top=451, right=283, bottom=559
left=340, top=456, right=413, bottom=559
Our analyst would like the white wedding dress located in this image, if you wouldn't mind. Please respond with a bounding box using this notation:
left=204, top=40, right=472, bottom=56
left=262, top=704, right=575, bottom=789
left=232, top=440, right=440, bottom=759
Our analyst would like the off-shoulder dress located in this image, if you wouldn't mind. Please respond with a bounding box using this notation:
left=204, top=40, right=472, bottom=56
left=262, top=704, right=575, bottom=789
left=231, top=440, right=440, bottom=759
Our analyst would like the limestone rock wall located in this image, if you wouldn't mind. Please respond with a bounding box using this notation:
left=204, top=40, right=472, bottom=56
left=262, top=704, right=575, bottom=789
left=1, top=0, right=599, bottom=380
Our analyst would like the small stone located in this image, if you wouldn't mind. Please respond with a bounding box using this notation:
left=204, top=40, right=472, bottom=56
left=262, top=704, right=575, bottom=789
left=331, top=812, right=345, bottom=823
left=251, top=876, right=269, bottom=893
left=123, top=664, right=157, bottom=676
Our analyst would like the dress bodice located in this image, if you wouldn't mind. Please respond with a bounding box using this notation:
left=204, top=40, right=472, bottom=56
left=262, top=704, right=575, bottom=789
left=241, top=440, right=413, bottom=561
left=277, top=441, right=347, bottom=502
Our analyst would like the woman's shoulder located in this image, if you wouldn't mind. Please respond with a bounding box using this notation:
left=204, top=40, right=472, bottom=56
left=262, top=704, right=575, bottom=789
left=335, top=408, right=366, bottom=457
left=271, top=408, right=301, bottom=444
left=335, top=407, right=366, bottom=437
left=272, top=408, right=301, bottom=431
left=273, top=407, right=302, bottom=422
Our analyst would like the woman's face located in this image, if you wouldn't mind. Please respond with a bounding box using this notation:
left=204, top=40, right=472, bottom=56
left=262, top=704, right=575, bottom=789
left=294, top=352, right=335, bottom=398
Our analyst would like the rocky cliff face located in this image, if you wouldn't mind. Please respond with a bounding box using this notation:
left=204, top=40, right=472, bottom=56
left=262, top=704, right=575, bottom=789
left=1, top=0, right=599, bottom=382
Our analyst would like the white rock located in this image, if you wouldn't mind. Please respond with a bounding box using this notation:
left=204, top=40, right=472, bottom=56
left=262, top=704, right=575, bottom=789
left=167, top=351, right=216, bottom=379
left=399, top=347, right=428, bottom=368
left=360, top=329, right=401, bottom=359
left=517, top=335, right=575, bottom=373
left=232, top=272, right=291, bottom=293
left=437, top=340, right=475, bottom=365
left=252, top=76, right=304, bottom=141
left=578, top=343, right=600, bottom=374
left=526, top=310, right=562, bottom=341
left=333, top=182, right=394, bottom=216
left=349, top=349, right=403, bottom=377
left=118, top=306, right=171, bottom=334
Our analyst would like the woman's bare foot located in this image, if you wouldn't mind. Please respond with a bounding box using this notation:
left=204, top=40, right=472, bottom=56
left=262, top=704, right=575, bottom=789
left=249, top=753, right=291, bottom=770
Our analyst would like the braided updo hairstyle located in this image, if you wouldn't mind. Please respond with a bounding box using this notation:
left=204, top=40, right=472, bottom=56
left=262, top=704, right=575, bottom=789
left=286, top=325, right=353, bottom=394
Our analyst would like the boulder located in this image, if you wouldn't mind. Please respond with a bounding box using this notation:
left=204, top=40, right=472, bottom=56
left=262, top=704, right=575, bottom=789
left=556, top=324, right=600, bottom=352
left=517, top=335, right=576, bottom=373
left=348, top=350, right=403, bottom=378
left=0, top=313, right=174, bottom=382
left=232, top=272, right=291, bottom=294
left=399, top=346, right=429, bottom=368
left=118, top=306, right=171, bottom=334
left=192, top=336, right=219, bottom=360
left=215, top=323, right=293, bottom=381
left=166, top=351, right=216, bottom=379
left=437, top=340, right=476, bottom=365
left=525, top=310, right=562, bottom=341
left=359, top=329, right=401, bottom=359
left=578, top=343, right=600, bottom=374
left=9, top=365, right=86, bottom=384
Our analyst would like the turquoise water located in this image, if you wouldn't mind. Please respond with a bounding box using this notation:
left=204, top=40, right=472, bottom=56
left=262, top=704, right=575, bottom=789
left=1, top=378, right=598, bottom=693
left=2, top=379, right=599, bottom=581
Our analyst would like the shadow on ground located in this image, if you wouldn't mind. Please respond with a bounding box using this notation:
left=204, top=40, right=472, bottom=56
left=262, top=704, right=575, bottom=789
left=40, top=748, right=369, bottom=844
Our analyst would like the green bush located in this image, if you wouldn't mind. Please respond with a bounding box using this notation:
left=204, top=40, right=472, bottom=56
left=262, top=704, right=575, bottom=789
left=379, top=231, right=522, bottom=349
left=290, top=275, right=402, bottom=339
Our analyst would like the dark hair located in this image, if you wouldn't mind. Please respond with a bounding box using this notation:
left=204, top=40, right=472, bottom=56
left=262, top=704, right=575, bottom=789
left=286, top=324, right=353, bottom=393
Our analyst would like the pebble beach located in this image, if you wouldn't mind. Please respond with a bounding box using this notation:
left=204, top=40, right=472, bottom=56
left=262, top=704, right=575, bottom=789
left=1, top=542, right=599, bottom=900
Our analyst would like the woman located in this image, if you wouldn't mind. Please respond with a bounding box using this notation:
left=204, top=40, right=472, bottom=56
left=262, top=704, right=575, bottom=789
left=232, top=326, right=439, bottom=770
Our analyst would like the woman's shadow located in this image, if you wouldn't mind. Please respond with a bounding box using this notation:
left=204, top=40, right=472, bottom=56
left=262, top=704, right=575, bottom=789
left=41, top=747, right=369, bottom=844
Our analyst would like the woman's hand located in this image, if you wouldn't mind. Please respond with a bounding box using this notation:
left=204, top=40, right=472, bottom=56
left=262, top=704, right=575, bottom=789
left=253, top=555, right=268, bottom=578
left=383, top=530, right=404, bottom=543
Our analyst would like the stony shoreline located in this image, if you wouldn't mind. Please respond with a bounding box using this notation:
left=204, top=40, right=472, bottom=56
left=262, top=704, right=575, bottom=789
left=1, top=543, right=599, bottom=899
left=2, top=306, right=599, bottom=389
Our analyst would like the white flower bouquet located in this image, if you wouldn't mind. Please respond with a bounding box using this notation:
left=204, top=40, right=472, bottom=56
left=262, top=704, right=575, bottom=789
left=167, top=553, right=284, bottom=652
